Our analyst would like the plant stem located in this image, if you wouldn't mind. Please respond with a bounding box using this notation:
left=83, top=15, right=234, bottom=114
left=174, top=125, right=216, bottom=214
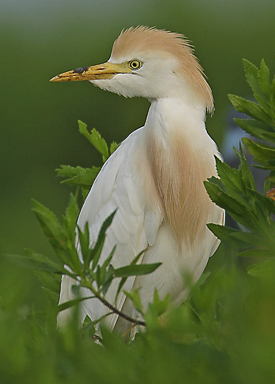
left=82, top=279, right=146, bottom=327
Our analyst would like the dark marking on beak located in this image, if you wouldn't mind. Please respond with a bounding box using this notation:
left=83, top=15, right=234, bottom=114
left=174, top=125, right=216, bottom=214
left=73, top=66, right=89, bottom=74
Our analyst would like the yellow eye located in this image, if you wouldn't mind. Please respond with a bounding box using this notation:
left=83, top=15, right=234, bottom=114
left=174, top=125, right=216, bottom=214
left=129, top=60, right=142, bottom=70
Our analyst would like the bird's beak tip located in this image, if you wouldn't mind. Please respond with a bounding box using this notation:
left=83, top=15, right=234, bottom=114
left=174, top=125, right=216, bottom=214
left=49, top=68, right=93, bottom=82
left=49, top=73, right=72, bottom=82
left=49, top=75, right=58, bottom=82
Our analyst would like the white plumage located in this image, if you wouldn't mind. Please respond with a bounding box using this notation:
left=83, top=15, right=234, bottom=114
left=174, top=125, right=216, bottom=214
left=51, top=26, right=224, bottom=332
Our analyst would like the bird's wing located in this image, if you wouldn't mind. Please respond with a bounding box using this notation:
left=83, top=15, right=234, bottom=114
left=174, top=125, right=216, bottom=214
left=58, top=127, right=164, bottom=329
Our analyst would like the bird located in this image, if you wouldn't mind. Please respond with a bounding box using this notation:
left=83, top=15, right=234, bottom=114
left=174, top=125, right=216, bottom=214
left=51, top=26, right=224, bottom=333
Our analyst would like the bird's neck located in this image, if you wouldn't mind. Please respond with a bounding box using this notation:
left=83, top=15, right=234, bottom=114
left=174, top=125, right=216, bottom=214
left=146, top=98, right=207, bottom=141
left=144, top=98, right=219, bottom=246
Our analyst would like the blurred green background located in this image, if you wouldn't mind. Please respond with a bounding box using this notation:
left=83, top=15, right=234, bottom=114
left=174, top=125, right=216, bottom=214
left=1, top=0, right=275, bottom=302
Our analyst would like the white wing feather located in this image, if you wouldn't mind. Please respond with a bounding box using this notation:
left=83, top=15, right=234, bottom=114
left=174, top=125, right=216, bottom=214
left=58, top=128, right=163, bottom=330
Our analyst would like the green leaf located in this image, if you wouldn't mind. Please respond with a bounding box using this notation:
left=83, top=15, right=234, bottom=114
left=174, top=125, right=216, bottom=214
left=228, top=94, right=272, bottom=125
left=205, top=181, right=250, bottom=218
left=258, top=59, right=271, bottom=96
left=215, top=157, right=245, bottom=193
left=58, top=295, right=95, bottom=312
left=5, top=249, right=65, bottom=274
left=242, top=138, right=275, bottom=167
left=206, top=175, right=225, bottom=191
left=247, top=258, right=275, bottom=277
left=234, top=119, right=275, bottom=144
left=239, top=249, right=275, bottom=258
left=243, top=59, right=261, bottom=95
left=145, top=291, right=170, bottom=328
left=270, top=78, right=275, bottom=120
left=35, top=269, right=61, bottom=295
left=207, top=224, right=249, bottom=249
left=115, top=250, right=146, bottom=302
left=212, top=153, right=255, bottom=210
left=78, top=120, right=109, bottom=161
left=95, top=246, right=116, bottom=294
left=81, top=315, right=96, bottom=339
left=110, top=142, right=120, bottom=155
left=124, top=288, right=144, bottom=315
left=248, top=189, right=275, bottom=216
left=77, top=222, right=90, bottom=266
left=114, top=262, right=161, bottom=278
left=209, top=223, right=273, bottom=251
left=80, top=210, right=116, bottom=270
left=32, top=199, right=66, bottom=255
left=101, top=265, right=115, bottom=296
left=149, top=290, right=170, bottom=317
left=32, top=195, right=83, bottom=274
left=63, top=193, right=79, bottom=235
left=95, top=265, right=102, bottom=289
left=57, top=164, right=86, bottom=179
left=57, top=165, right=100, bottom=188
left=62, top=194, right=82, bottom=274
left=237, top=144, right=256, bottom=191
left=101, top=246, right=116, bottom=274
left=206, top=183, right=257, bottom=229
left=242, top=59, right=270, bottom=111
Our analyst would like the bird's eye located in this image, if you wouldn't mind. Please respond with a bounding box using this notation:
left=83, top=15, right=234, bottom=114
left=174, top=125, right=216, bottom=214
left=129, top=60, right=142, bottom=70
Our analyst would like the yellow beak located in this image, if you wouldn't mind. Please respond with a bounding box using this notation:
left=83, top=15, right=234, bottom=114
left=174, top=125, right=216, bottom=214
left=50, top=62, right=131, bottom=82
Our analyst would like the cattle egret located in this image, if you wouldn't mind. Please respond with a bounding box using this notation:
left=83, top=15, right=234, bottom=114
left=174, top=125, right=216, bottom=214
left=51, top=26, right=224, bottom=333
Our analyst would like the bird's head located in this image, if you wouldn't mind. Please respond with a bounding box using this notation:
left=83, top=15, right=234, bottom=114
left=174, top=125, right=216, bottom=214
left=51, top=26, right=213, bottom=113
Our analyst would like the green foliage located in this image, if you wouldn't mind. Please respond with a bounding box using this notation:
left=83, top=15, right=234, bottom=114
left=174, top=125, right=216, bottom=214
left=228, top=59, right=275, bottom=183
left=207, top=60, right=275, bottom=264
left=56, top=121, right=119, bottom=199
left=2, top=59, right=275, bottom=383
left=29, top=199, right=161, bottom=325
left=9, top=122, right=160, bottom=330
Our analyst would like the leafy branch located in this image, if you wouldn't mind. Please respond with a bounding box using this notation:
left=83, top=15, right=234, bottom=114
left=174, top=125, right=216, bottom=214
left=205, top=59, right=275, bottom=276
left=8, top=121, right=163, bottom=332
left=37, top=193, right=162, bottom=329
left=56, top=120, right=119, bottom=199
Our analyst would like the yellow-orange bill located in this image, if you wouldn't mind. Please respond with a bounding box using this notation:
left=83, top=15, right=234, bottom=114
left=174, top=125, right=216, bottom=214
left=50, top=62, right=131, bottom=82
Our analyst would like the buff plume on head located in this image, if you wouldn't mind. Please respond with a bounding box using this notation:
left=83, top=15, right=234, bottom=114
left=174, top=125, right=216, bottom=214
left=111, top=26, right=214, bottom=112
